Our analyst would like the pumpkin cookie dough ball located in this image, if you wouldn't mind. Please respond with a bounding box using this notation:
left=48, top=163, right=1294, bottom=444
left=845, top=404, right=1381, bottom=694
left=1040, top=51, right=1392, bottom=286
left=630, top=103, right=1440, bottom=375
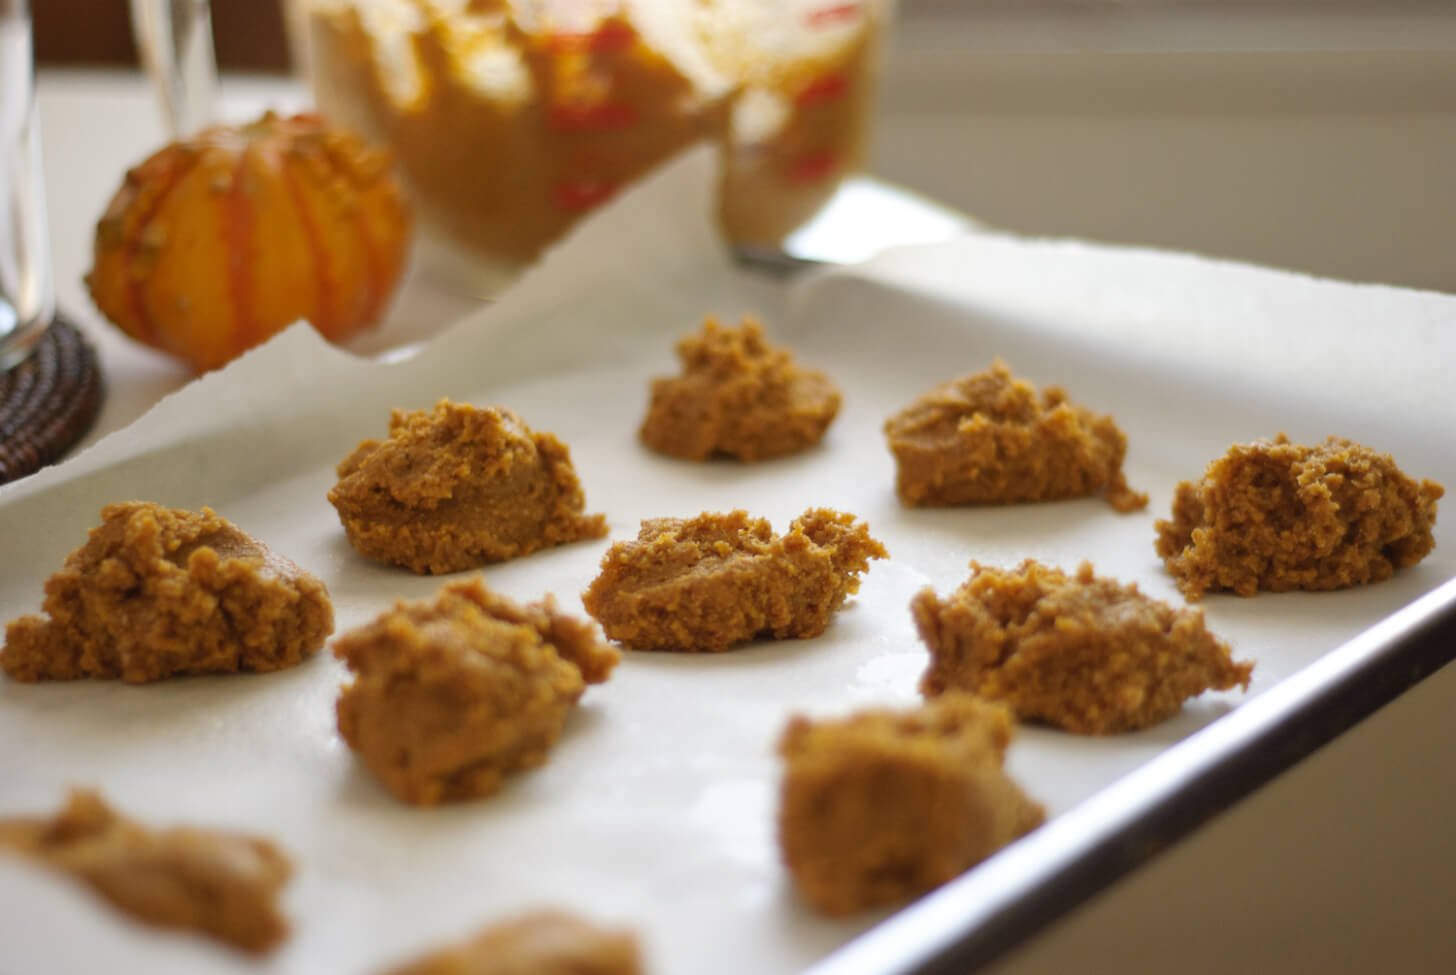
left=1156, top=435, right=1443, bottom=600
left=328, top=400, right=608, bottom=574
left=0, top=790, right=293, bottom=954
left=382, top=911, right=643, bottom=975
left=884, top=360, right=1146, bottom=511
left=915, top=561, right=1252, bottom=734
left=335, top=578, right=618, bottom=806
left=778, top=694, right=1044, bottom=916
left=582, top=508, right=886, bottom=652
left=640, top=316, right=841, bottom=461
left=2, top=501, right=333, bottom=683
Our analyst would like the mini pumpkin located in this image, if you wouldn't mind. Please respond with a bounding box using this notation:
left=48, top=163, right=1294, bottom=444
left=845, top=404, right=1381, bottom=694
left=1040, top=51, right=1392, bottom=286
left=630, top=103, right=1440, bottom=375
left=87, top=111, right=412, bottom=373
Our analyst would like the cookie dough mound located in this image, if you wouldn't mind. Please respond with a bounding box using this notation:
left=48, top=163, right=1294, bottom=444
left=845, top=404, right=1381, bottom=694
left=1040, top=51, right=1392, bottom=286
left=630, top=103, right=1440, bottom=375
left=640, top=316, right=841, bottom=462
left=915, top=561, right=1253, bottom=734
left=2, top=502, right=333, bottom=684
left=335, top=578, right=618, bottom=806
left=883, top=360, right=1146, bottom=511
left=0, top=790, right=292, bottom=954
left=778, top=694, right=1044, bottom=916
left=328, top=400, right=608, bottom=574
left=382, top=911, right=642, bottom=975
left=582, top=508, right=887, bottom=652
left=1156, top=435, right=1444, bottom=600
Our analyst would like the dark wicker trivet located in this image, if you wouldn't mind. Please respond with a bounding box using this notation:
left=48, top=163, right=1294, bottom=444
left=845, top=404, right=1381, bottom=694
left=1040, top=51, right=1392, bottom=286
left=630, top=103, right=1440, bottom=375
left=0, top=313, right=105, bottom=485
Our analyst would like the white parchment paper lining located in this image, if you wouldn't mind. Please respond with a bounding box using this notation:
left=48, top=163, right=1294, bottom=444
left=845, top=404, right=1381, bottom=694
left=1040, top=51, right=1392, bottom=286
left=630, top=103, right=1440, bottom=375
left=2, top=148, right=1453, bottom=975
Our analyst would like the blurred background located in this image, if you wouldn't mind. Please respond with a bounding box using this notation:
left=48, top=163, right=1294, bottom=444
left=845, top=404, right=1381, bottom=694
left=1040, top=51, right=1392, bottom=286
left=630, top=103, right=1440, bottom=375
left=32, top=0, right=1456, bottom=294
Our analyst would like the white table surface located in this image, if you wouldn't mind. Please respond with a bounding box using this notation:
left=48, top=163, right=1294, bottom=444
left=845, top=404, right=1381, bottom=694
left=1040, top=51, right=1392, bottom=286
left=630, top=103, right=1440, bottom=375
left=24, top=69, right=1456, bottom=975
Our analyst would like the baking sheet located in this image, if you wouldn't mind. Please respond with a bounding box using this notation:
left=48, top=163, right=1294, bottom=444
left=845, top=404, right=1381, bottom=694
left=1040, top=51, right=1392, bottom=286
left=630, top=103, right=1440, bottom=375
left=1, top=147, right=1453, bottom=975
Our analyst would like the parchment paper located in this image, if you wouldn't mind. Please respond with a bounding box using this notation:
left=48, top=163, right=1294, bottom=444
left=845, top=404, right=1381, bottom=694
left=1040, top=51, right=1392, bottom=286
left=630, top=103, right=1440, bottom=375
left=2, top=147, right=1453, bottom=975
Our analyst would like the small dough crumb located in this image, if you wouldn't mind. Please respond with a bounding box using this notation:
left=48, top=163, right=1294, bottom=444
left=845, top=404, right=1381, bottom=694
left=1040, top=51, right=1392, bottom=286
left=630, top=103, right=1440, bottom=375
left=0, top=790, right=292, bottom=954
left=639, top=316, right=841, bottom=462
left=883, top=360, right=1146, bottom=511
left=582, top=508, right=886, bottom=652
left=2, top=502, right=333, bottom=684
left=328, top=400, right=608, bottom=575
left=1156, top=435, right=1443, bottom=600
left=335, top=578, right=618, bottom=806
left=381, top=911, right=642, bottom=975
left=914, top=560, right=1253, bottom=734
left=778, top=694, right=1044, bottom=916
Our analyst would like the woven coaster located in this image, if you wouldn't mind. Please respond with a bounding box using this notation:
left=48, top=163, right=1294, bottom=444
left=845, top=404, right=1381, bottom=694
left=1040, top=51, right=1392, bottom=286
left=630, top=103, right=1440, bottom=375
left=0, top=314, right=106, bottom=485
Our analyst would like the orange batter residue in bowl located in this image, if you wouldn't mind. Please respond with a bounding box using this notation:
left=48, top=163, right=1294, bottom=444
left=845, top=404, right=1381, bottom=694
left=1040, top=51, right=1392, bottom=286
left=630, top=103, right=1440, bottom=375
left=308, top=0, right=884, bottom=284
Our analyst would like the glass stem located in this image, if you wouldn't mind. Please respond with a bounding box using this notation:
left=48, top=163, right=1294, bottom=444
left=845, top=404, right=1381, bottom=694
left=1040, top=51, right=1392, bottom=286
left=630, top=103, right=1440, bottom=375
left=130, top=0, right=217, bottom=137
left=1, top=0, right=55, bottom=370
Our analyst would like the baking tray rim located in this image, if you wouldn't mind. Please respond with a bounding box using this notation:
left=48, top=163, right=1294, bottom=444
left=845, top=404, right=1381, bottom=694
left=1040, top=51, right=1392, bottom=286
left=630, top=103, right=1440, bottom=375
left=809, top=575, right=1456, bottom=975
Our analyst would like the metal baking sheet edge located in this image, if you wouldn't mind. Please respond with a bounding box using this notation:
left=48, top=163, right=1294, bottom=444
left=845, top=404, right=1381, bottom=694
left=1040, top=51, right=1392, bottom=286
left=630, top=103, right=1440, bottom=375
left=810, top=575, right=1456, bottom=975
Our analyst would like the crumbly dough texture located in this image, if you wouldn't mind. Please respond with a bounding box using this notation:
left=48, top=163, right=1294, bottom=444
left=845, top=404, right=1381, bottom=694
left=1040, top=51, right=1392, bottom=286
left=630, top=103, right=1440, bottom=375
left=582, top=507, right=887, bottom=652
left=883, top=360, right=1146, bottom=511
left=639, top=316, right=841, bottom=462
left=328, top=400, right=608, bottom=574
left=382, top=911, right=642, bottom=975
left=777, top=694, right=1044, bottom=916
left=1156, top=434, right=1443, bottom=600
left=1, top=501, right=333, bottom=683
left=0, top=790, right=292, bottom=954
left=915, top=560, right=1253, bottom=734
left=335, top=578, right=619, bottom=806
